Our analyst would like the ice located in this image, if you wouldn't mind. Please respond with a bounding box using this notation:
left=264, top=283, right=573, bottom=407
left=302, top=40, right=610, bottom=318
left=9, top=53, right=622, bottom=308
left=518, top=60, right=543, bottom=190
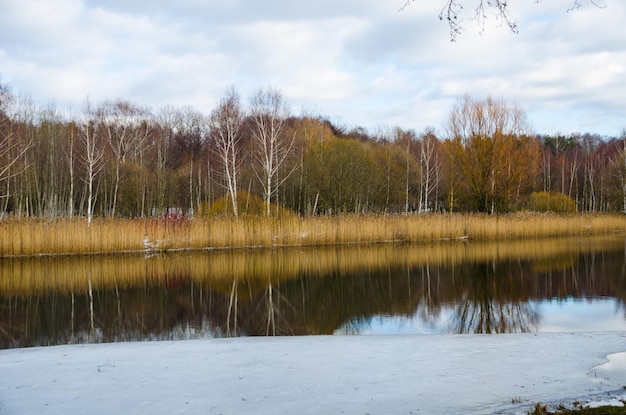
left=1, top=333, right=626, bottom=414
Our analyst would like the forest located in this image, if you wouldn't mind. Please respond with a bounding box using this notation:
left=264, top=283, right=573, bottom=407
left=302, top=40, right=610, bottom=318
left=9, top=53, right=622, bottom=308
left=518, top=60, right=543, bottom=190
left=1, top=80, right=626, bottom=220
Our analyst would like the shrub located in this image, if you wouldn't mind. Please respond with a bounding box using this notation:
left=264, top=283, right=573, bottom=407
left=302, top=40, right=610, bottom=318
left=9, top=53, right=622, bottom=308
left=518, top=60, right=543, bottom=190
left=528, top=192, right=577, bottom=213
left=198, top=191, right=295, bottom=217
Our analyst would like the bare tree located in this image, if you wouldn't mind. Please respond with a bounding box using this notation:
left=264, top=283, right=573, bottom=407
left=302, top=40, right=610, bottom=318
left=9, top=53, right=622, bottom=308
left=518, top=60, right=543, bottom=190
left=79, top=102, right=105, bottom=226
left=249, top=88, right=296, bottom=216
left=621, top=130, right=626, bottom=214
left=208, top=87, right=245, bottom=216
left=418, top=128, right=442, bottom=213
left=64, top=122, right=77, bottom=217
left=390, top=127, right=419, bottom=214
left=177, top=107, right=208, bottom=215
left=606, top=131, right=626, bottom=214
left=580, top=133, right=601, bottom=212
left=97, top=100, right=150, bottom=217
left=0, top=85, right=33, bottom=218
left=154, top=106, right=180, bottom=212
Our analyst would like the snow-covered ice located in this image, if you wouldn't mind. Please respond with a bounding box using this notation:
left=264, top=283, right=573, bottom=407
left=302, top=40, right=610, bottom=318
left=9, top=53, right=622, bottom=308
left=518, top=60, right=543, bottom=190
left=1, top=333, right=626, bottom=414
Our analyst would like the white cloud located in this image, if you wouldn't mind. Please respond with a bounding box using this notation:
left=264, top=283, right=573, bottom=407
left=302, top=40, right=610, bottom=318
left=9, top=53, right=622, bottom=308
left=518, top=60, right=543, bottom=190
left=0, top=0, right=624, bottom=136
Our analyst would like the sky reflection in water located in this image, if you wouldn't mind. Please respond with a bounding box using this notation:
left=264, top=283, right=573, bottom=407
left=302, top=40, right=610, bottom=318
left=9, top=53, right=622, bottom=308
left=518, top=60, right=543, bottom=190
left=341, top=298, right=626, bottom=335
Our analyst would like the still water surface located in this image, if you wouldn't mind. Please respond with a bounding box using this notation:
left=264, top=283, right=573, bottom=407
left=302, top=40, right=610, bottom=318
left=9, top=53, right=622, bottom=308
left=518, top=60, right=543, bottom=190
left=1, top=236, right=625, bottom=348
left=346, top=298, right=626, bottom=335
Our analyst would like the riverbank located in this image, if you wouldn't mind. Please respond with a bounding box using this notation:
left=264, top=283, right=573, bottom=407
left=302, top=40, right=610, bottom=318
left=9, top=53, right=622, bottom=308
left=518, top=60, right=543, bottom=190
left=1, top=213, right=625, bottom=257
left=1, top=333, right=625, bottom=414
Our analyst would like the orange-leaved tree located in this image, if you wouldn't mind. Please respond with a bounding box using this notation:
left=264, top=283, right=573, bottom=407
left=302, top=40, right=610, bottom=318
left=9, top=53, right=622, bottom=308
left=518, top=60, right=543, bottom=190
left=444, top=95, right=540, bottom=213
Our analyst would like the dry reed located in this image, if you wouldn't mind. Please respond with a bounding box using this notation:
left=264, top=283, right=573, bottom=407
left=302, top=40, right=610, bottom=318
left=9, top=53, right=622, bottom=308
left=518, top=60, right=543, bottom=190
left=0, top=213, right=625, bottom=257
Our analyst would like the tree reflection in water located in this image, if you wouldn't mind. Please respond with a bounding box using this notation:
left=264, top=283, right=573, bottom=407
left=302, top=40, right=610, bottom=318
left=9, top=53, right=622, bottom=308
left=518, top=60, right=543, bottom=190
left=450, top=262, right=540, bottom=334
left=1, top=236, right=625, bottom=348
left=415, top=265, right=445, bottom=332
left=261, top=281, right=296, bottom=336
left=226, top=278, right=238, bottom=336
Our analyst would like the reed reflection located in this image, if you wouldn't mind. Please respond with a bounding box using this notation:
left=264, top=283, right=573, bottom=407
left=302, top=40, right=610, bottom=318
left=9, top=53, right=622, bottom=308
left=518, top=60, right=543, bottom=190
left=0, top=236, right=625, bottom=348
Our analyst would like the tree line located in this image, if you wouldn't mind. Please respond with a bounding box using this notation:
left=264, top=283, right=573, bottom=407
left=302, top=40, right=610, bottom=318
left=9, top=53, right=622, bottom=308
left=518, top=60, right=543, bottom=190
left=1, top=82, right=625, bottom=219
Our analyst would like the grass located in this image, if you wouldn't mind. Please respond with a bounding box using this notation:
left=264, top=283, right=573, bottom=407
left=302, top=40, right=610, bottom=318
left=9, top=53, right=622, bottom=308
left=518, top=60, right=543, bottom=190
left=0, top=212, right=625, bottom=257
left=530, top=402, right=626, bottom=414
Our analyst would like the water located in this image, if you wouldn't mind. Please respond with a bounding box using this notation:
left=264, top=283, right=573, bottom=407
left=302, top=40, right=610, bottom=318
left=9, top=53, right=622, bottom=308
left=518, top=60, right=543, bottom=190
left=1, top=235, right=625, bottom=348
left=338, top=298, right=626, bottom=335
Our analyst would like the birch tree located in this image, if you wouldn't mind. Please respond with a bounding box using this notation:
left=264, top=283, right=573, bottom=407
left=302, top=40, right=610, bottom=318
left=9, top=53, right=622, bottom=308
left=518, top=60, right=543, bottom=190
left=621, top=131, right=626, bottom=213
left=604, top=132, right=626, bottom=213
left=0, top=85, right=33, bottom=217
left=391, top=127, right=420, bottom=213
left=97, top=100, right=150, bottom=217
left=208, top=87, right=245, bottom=216
left=79, top=103, right=105, bottom=226
left=418, top=128, right=442, bottom=213
left=155, top=106, right=186, bottom=212
left=249, top=88, right=295, bottom=216
left=580, top=133, right=601, bottom=212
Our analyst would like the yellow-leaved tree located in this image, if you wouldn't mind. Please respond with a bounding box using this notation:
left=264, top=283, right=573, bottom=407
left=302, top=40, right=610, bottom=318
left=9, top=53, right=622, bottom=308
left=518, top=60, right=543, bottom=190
left=444, top=95, right=541, bottom=213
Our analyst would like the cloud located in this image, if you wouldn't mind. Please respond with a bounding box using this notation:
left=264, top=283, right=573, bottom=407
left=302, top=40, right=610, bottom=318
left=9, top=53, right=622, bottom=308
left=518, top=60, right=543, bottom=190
left=0, top=0, right=624, bottom=136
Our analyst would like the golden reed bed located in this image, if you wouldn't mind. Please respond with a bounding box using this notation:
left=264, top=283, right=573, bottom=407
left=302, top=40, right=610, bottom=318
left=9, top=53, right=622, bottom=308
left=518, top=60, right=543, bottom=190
left=0, top=212, right=625, bottom=257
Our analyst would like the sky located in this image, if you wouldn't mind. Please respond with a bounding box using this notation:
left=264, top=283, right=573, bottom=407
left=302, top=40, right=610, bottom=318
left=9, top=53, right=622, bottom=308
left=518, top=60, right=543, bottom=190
left=0, top=0, right=625, bottom=137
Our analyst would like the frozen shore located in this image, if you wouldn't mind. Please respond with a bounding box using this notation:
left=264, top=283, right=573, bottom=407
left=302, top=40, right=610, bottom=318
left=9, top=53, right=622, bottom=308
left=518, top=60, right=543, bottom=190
left=1, top=333, right=626, bottom=414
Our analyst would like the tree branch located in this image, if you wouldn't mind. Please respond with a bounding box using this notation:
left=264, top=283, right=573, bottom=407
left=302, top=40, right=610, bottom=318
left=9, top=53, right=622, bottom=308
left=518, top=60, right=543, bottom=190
left=567, top=0, right=606, bottom=12
left=400, top=0, right=605, bottom=41
left=439, top=0, right=464, bottom=40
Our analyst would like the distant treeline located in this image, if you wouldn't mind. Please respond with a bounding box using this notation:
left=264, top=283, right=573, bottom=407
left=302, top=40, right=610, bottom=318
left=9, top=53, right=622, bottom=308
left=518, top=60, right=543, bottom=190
left=1, top=81, right=625, bottom=219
